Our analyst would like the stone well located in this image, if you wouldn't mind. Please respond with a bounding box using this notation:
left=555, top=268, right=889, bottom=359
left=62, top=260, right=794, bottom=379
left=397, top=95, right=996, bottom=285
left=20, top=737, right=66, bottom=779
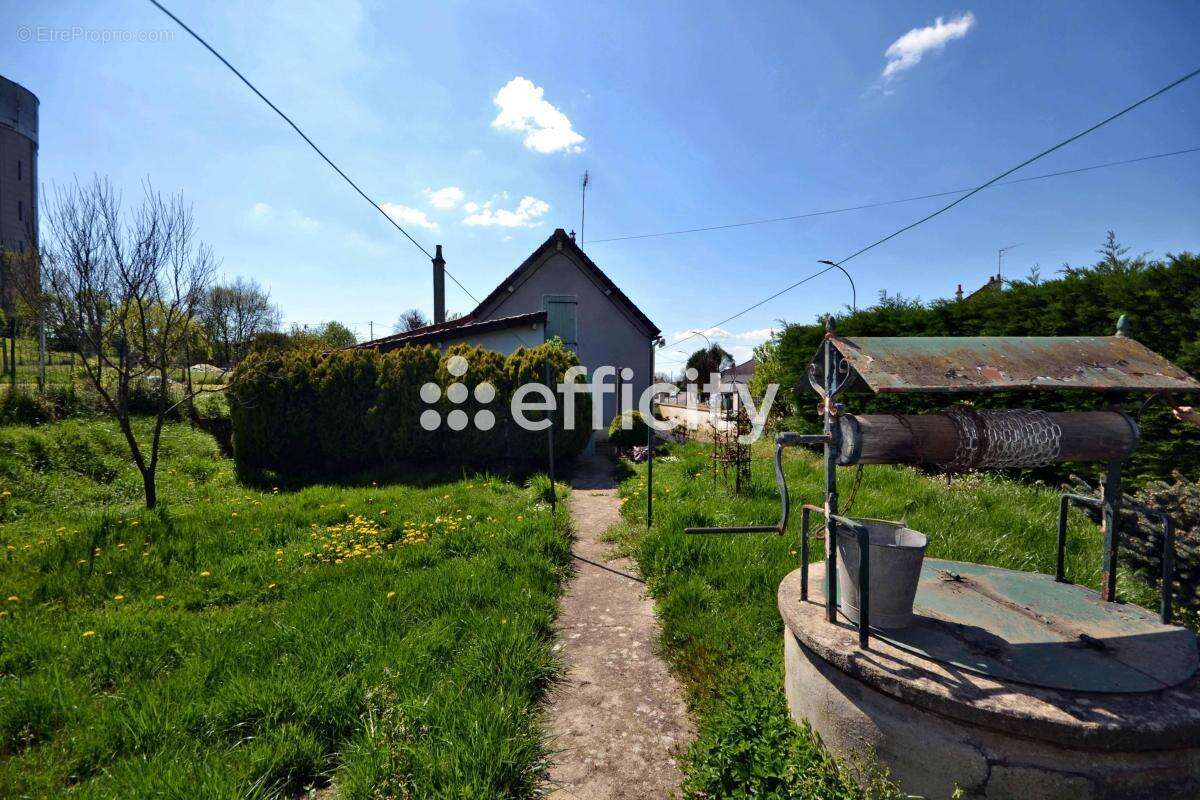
left=779, top=560, right=1200, bottom=799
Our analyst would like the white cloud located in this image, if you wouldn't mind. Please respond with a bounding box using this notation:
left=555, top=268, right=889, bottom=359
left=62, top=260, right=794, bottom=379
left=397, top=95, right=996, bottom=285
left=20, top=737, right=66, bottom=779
left=380, top=202, right=437, bottom=229
left=727, top=345, right=755, bottom=363
left=243, top=202, right=387, bottom=259
left=732, top=327, right=776, bottom=341
left=882, top=12, right=975, bottom=79
left=425, top=186, right=464, bottom=210
left=491, top=77, right=585, bottom=154
left=462, top=196, right=550, bottom=228
left=670, top=326, right=775, bottom=343
left=247, top=202, right=321, bottom=233
left=462, top=201, right=479, bottom=214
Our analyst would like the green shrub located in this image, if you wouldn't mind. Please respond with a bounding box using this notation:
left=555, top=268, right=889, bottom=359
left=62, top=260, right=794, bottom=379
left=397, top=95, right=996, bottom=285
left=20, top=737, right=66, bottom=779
left=608, top=410, right=649, bottom=449
left=0, top=388, right=54, bottom=425
left=228, top=340, right=591, bottom=475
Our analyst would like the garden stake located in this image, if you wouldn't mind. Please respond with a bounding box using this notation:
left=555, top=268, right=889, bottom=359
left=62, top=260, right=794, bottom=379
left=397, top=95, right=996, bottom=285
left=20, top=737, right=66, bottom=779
left=545, top=359, right=556, bottom=516
left=647, top=414, right=653, bottom=527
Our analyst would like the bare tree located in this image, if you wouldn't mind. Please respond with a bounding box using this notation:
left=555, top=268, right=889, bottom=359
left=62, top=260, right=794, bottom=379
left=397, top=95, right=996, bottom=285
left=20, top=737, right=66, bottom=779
left=40, top=177, right=217, bottom=508
left=200, top=277, right=282, bottom=366
left=395, top=308, right=430, bottom=332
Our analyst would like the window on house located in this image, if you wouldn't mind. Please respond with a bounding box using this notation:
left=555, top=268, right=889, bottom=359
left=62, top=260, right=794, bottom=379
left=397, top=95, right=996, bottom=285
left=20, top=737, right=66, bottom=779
left=544, top=295, right=578, bottom=347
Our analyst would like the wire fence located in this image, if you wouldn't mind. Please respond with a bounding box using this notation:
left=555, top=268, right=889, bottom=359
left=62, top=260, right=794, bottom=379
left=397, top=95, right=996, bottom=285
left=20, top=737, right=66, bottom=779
left=0, top=330, right=229, bottom=398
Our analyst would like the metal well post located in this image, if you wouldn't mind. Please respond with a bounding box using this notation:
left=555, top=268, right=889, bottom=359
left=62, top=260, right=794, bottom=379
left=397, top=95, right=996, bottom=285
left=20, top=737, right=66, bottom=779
left=823, top=320, right=839, bottom=625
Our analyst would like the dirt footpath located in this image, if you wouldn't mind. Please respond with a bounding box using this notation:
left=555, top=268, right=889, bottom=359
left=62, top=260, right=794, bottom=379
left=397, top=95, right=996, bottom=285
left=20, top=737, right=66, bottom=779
left=546, top=451, right=694, bottom=799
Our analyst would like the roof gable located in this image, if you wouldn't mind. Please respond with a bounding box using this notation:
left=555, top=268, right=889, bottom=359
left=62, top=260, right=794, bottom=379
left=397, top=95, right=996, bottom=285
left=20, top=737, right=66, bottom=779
left=471, top=229, right=660, bottom=337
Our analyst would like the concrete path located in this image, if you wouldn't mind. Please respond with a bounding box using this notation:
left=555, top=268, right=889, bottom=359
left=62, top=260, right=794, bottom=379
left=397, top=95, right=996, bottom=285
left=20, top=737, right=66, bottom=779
left=546, top=450, right=694, bottom=800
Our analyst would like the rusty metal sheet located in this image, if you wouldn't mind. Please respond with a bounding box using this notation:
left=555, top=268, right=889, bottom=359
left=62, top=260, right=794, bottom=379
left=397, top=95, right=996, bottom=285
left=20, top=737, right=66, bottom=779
left=822, top=335, right=1200, bottom=394
left=866, top=559, right=1198, bottom=692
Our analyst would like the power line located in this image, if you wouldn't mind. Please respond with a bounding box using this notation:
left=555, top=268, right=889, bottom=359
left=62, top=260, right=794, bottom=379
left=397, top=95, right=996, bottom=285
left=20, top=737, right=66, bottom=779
left=147, top=0, right=482, bottom=305
left=586, top=145, right=1200, bottom=245
left=667, top=66, right=1200, bottom=350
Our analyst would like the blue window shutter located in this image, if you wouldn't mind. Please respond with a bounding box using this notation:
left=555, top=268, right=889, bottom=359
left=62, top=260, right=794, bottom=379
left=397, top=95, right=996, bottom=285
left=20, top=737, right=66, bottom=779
left=544, top=295, right=578, bottom=346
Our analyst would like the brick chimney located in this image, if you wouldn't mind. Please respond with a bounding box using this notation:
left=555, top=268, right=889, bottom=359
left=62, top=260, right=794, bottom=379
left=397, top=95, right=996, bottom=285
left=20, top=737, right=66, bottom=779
left=432, top=244, right=445, bottom=324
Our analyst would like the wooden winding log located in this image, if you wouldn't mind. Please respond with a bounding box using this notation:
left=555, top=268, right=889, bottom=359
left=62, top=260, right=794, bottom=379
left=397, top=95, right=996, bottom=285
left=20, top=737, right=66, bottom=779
left=836, top=411, right=1139, bottom=466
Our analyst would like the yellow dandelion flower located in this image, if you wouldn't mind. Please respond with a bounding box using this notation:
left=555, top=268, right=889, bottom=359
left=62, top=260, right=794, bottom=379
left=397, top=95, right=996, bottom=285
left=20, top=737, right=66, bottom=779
left=267, top=583, right=277, bottom=590
left=114, top=594, right=125, bottom=602
left=231, top=512, right=238, bottom=518
left=199, top=570, right=211, bottom=577
left=82, top=630, right=95, bottom=637
left=386, top=591, right=396, bottom=599
left=6, top=595, right=18, bottom=603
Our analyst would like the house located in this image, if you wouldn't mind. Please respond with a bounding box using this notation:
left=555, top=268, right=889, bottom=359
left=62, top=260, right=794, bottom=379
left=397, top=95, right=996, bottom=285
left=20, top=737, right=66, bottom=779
left=716, top=357, right=757, bottom=412
left=357, top=228, right=662, bottom=434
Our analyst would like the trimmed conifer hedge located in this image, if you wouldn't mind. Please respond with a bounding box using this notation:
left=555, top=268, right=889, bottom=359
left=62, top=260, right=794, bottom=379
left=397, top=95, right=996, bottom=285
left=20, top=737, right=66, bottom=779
left=228, top=341, right=591, bottom=475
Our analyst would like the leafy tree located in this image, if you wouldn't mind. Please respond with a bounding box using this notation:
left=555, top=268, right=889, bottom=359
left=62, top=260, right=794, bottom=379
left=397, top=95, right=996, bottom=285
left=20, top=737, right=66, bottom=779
left=317, top=321, right=357, bottom=349
left=748, top=336, right=793, bottom=419
left=283, top=321, right=359, bottom=350
left=685, top=343, right=733, bottom=399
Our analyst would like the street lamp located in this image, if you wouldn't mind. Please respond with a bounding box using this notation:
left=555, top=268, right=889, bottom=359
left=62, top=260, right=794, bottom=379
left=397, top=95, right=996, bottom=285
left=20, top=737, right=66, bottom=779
left=817, top=260, right=857, bottom=312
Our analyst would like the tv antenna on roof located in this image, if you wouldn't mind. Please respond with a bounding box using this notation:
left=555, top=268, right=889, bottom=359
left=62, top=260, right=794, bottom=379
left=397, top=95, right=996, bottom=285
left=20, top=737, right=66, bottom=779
left=997, top=242, right=1023, bottom=283
left=580, top=171, right=590, bottom=243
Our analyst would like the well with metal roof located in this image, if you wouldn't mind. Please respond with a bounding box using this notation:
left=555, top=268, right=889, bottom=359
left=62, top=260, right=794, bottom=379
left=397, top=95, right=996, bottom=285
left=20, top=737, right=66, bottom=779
left=690, top=318, right=1200, bottom=798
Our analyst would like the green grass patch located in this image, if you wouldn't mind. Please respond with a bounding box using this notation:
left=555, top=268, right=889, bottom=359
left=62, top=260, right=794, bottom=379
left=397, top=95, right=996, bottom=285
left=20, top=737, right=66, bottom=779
left=611, top=441, right=1161, bottom=798
left=0, top=418, right=569, bottom=798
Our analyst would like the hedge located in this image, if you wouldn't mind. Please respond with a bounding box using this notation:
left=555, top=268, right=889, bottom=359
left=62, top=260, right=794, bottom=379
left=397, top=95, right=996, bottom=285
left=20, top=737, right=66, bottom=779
left=608, top=410, right=651, bottom=449
left=228, top=341, right=591, bottom=475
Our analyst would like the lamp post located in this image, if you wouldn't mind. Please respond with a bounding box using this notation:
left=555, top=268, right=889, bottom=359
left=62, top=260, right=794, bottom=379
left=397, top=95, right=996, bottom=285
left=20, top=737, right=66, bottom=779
left=817, top=260, right=857, bottom=312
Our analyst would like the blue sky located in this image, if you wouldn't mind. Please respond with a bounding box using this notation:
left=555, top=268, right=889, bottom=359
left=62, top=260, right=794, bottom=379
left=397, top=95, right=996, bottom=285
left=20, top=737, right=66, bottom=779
left=4, top=1, right=1199, bottom=371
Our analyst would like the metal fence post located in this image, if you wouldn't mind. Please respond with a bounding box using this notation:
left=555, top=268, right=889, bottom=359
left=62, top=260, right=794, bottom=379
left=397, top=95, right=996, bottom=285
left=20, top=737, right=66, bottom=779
left=545, top=359, right=556, bottom=517
left=646, top=412, right=653, bottom=527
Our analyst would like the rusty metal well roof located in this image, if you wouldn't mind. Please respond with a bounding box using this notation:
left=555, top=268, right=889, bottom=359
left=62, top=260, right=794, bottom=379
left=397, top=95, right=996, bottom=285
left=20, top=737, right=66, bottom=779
left=818, top=335, right=1200, bottom=394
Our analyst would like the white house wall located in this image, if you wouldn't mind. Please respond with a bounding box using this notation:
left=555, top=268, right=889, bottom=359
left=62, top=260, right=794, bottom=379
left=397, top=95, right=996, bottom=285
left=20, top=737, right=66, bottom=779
left=442, top=322, right=547, bottom=355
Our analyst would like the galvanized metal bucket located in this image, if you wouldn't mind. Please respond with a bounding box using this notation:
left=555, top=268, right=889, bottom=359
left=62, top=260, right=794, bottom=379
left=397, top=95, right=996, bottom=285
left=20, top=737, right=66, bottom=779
left=836, top=519, right=927, bottom=629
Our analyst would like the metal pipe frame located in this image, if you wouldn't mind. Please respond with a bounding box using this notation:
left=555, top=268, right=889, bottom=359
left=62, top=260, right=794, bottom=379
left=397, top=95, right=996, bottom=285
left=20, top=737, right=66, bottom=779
left=829, top=513, right=871, bottom=648
left=1057, top=493, right=1101, bottom=583
left=1058, top=491, right=1177, bottom=625
left=684, top=432, right=826, bottom=536
left=798, top=503, right=823, bottom=601
left=1101, top=460, right=1123, bottom=603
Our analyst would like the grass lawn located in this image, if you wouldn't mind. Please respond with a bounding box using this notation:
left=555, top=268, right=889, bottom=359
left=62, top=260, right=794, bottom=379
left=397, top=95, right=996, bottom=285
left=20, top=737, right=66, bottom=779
left=0, top=417, right=569, bottom=798
left=610, top=440, right=1164, bottom=799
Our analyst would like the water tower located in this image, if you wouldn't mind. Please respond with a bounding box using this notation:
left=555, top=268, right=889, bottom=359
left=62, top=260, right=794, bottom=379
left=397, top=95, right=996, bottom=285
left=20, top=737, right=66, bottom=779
left=0, top=74, right=38, bottom=315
